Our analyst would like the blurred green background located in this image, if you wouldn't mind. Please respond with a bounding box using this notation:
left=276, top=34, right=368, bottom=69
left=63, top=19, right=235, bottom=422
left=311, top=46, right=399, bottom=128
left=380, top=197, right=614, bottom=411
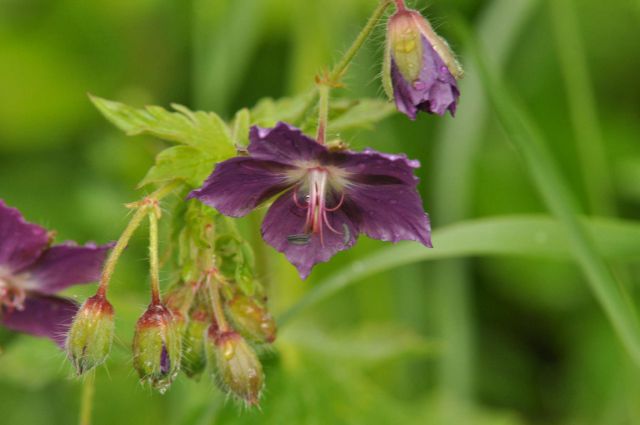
left=1, top=0, right=640, bottom=424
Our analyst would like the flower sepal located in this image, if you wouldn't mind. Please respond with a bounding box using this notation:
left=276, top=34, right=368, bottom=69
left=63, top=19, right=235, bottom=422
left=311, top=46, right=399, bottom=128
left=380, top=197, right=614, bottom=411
left=66, top=294, right=115, bottom=375
left=132, top=303, right=182, bottom=393
left=206, top=326, right=264, bottom=406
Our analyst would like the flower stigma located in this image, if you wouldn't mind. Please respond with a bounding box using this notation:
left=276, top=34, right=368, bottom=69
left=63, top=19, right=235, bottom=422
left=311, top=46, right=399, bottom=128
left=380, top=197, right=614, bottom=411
left=290, top=166, right=347, bottom=246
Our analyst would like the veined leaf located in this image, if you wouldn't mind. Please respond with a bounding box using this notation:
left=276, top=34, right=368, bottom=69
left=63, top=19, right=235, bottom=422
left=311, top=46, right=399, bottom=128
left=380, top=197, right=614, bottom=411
left=91, top=96, right=233, bottom=152
left=139, top=146, right=217, bottom=187
left=91, top=96, right=236, bottom=187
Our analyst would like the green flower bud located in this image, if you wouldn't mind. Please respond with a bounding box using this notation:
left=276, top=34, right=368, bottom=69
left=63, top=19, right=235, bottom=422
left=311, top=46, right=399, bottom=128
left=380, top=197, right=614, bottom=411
left=181, top=309, right=209, bottom=379
left=226, top=294, right=276, bottom=344
left=66, top=294, right=115, bottom=375
left=207, top=326, right=263, bottom=406
left=132, top=303, right=182, bottom=393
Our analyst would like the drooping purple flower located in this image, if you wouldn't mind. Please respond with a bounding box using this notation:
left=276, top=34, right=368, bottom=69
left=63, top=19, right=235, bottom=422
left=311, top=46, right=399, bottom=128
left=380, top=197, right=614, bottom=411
left=0, top=200, right=112, bottom=347
left=383, top=7, right=463, bottom=119
left=189, top=122, right=432, bottom=279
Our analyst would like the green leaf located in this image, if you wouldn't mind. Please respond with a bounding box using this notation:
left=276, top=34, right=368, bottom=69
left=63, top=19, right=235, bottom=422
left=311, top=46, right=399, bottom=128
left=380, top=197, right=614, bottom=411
left=232, top=107, right=251, bottom=148
left=91, top=96, right=236, bottom=187
left=91, top=96, right=233, bottom=151
left=279, top=215, right=640, bottom=326
left=139, top=146, right=217, bottom=187
left=327, top=98, right=396, bottom=133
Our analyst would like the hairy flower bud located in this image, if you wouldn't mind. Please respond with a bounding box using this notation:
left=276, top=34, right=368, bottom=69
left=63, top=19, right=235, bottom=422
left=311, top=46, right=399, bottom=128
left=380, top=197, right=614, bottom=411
left=66, top=294, right=115, bottom=375
left=132, top=303, right=182, bottom=393
left=383, top=7, right=462, bottom=119
left=226, top=294, right=276, bottom=344
left=207, top=326, right=263, bottom=406
left=181, top=309, right=209, bottom=379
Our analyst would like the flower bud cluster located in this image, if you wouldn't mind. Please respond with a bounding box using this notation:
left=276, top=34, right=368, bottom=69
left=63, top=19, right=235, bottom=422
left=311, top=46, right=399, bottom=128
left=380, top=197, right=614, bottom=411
left=63, top=200, right=275, bottom=406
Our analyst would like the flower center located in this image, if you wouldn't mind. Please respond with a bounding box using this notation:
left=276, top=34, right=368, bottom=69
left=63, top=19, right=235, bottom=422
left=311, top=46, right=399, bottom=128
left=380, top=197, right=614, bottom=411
left=0, top=268, right=27, bottom=312
left=291, top=168, right=345, bottom=245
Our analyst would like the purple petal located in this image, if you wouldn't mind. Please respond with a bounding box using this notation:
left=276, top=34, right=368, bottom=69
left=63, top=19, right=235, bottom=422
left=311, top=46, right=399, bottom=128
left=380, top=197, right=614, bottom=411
left=248, top=122, right=326, bottom=163
left=326, top=149, right=420, bottom=186
left=261, top=190, right=358, bottom=279
left=21, top=242, right=113, bottom=294
left=391, top=37, right=459, bottom=119
left=330, top=149, right=431, bottom=246
left=0, top=200, right=50, bottom=272
left=189, top=157, right=294, bottom=217
left=346, top=184, right=432, bottom=247
left=1, top=294, right=79, bottom=347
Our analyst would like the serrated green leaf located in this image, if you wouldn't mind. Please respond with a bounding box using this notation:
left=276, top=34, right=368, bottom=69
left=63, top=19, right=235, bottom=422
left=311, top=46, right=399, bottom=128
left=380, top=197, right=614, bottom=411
left=91, top=96, right=236, bottom=188
left=91, top=96, right=234, bottom=153
left=139, top=145, right=216, bottom=187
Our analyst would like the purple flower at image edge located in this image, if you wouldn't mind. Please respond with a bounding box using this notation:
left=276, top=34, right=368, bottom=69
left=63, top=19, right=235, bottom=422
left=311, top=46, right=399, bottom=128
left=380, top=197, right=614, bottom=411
left=0, top=200, right=112, bottom=347
left=189, top=122, right=432, bottom=279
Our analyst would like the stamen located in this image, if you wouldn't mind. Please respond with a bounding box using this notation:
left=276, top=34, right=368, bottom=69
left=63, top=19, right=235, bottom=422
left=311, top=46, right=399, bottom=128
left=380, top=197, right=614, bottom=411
left=325, top=193, right=345, bottom=212
left=292, top=188, right=307, bottom=209
left=286, top=168, right=348, bottom=247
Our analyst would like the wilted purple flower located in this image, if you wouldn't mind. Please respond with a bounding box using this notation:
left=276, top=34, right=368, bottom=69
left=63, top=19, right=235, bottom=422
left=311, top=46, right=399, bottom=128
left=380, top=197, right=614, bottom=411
left=190, top=122, right=432, bottom=279
left=383, top=6, right=463, bottom=119
left=0, top=200, right=112, bottom=347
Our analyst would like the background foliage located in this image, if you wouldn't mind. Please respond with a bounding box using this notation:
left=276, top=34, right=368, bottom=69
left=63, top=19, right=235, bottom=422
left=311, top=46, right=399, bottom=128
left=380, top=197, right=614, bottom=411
left=1, top=0, right=640, bottom=424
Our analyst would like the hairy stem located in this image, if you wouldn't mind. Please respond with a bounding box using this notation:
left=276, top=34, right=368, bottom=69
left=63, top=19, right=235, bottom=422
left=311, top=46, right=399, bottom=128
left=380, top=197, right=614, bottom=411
left=97, top=181, right=180, bottom=297
left=329, top=0, right=392, bottom=84
left=316, top=85, right=330, bottom=144
left=393, top=0, right=407, bottom=11
left=294, top=0, right=392, bottom=124
left=207, top=272, right=229, bottom=332
left=78, top=371, right=95, bottom=425
left=148, top=208, right=161, bottom=305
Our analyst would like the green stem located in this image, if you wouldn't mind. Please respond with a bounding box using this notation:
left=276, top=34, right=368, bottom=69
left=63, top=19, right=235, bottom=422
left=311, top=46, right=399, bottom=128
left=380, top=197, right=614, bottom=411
left=206, top=272, right=229, bottom=331
left=79, top=371, right=95, bottom=425
left=97, top=181, right=180, bottom=297
left=461, top=22, right=640, bottom=365
left=316, top=85, right=330, bottom=144
left=148, top=208, right=161, bottom=305
left=293, top=0, right=392, bottom=124
left=328, top=0, right=392, bottom=84
left=548, top=0, right=614, bottom=216
left=393, top=0, right=406, bottom=11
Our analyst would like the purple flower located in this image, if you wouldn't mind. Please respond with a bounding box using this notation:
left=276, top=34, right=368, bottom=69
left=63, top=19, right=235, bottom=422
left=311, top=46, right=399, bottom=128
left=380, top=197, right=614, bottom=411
left=189, top=122, right=432, bottom=279
left=0, top=200, right=112, bottom=347
left=384, top=8, right=463, bottom=119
